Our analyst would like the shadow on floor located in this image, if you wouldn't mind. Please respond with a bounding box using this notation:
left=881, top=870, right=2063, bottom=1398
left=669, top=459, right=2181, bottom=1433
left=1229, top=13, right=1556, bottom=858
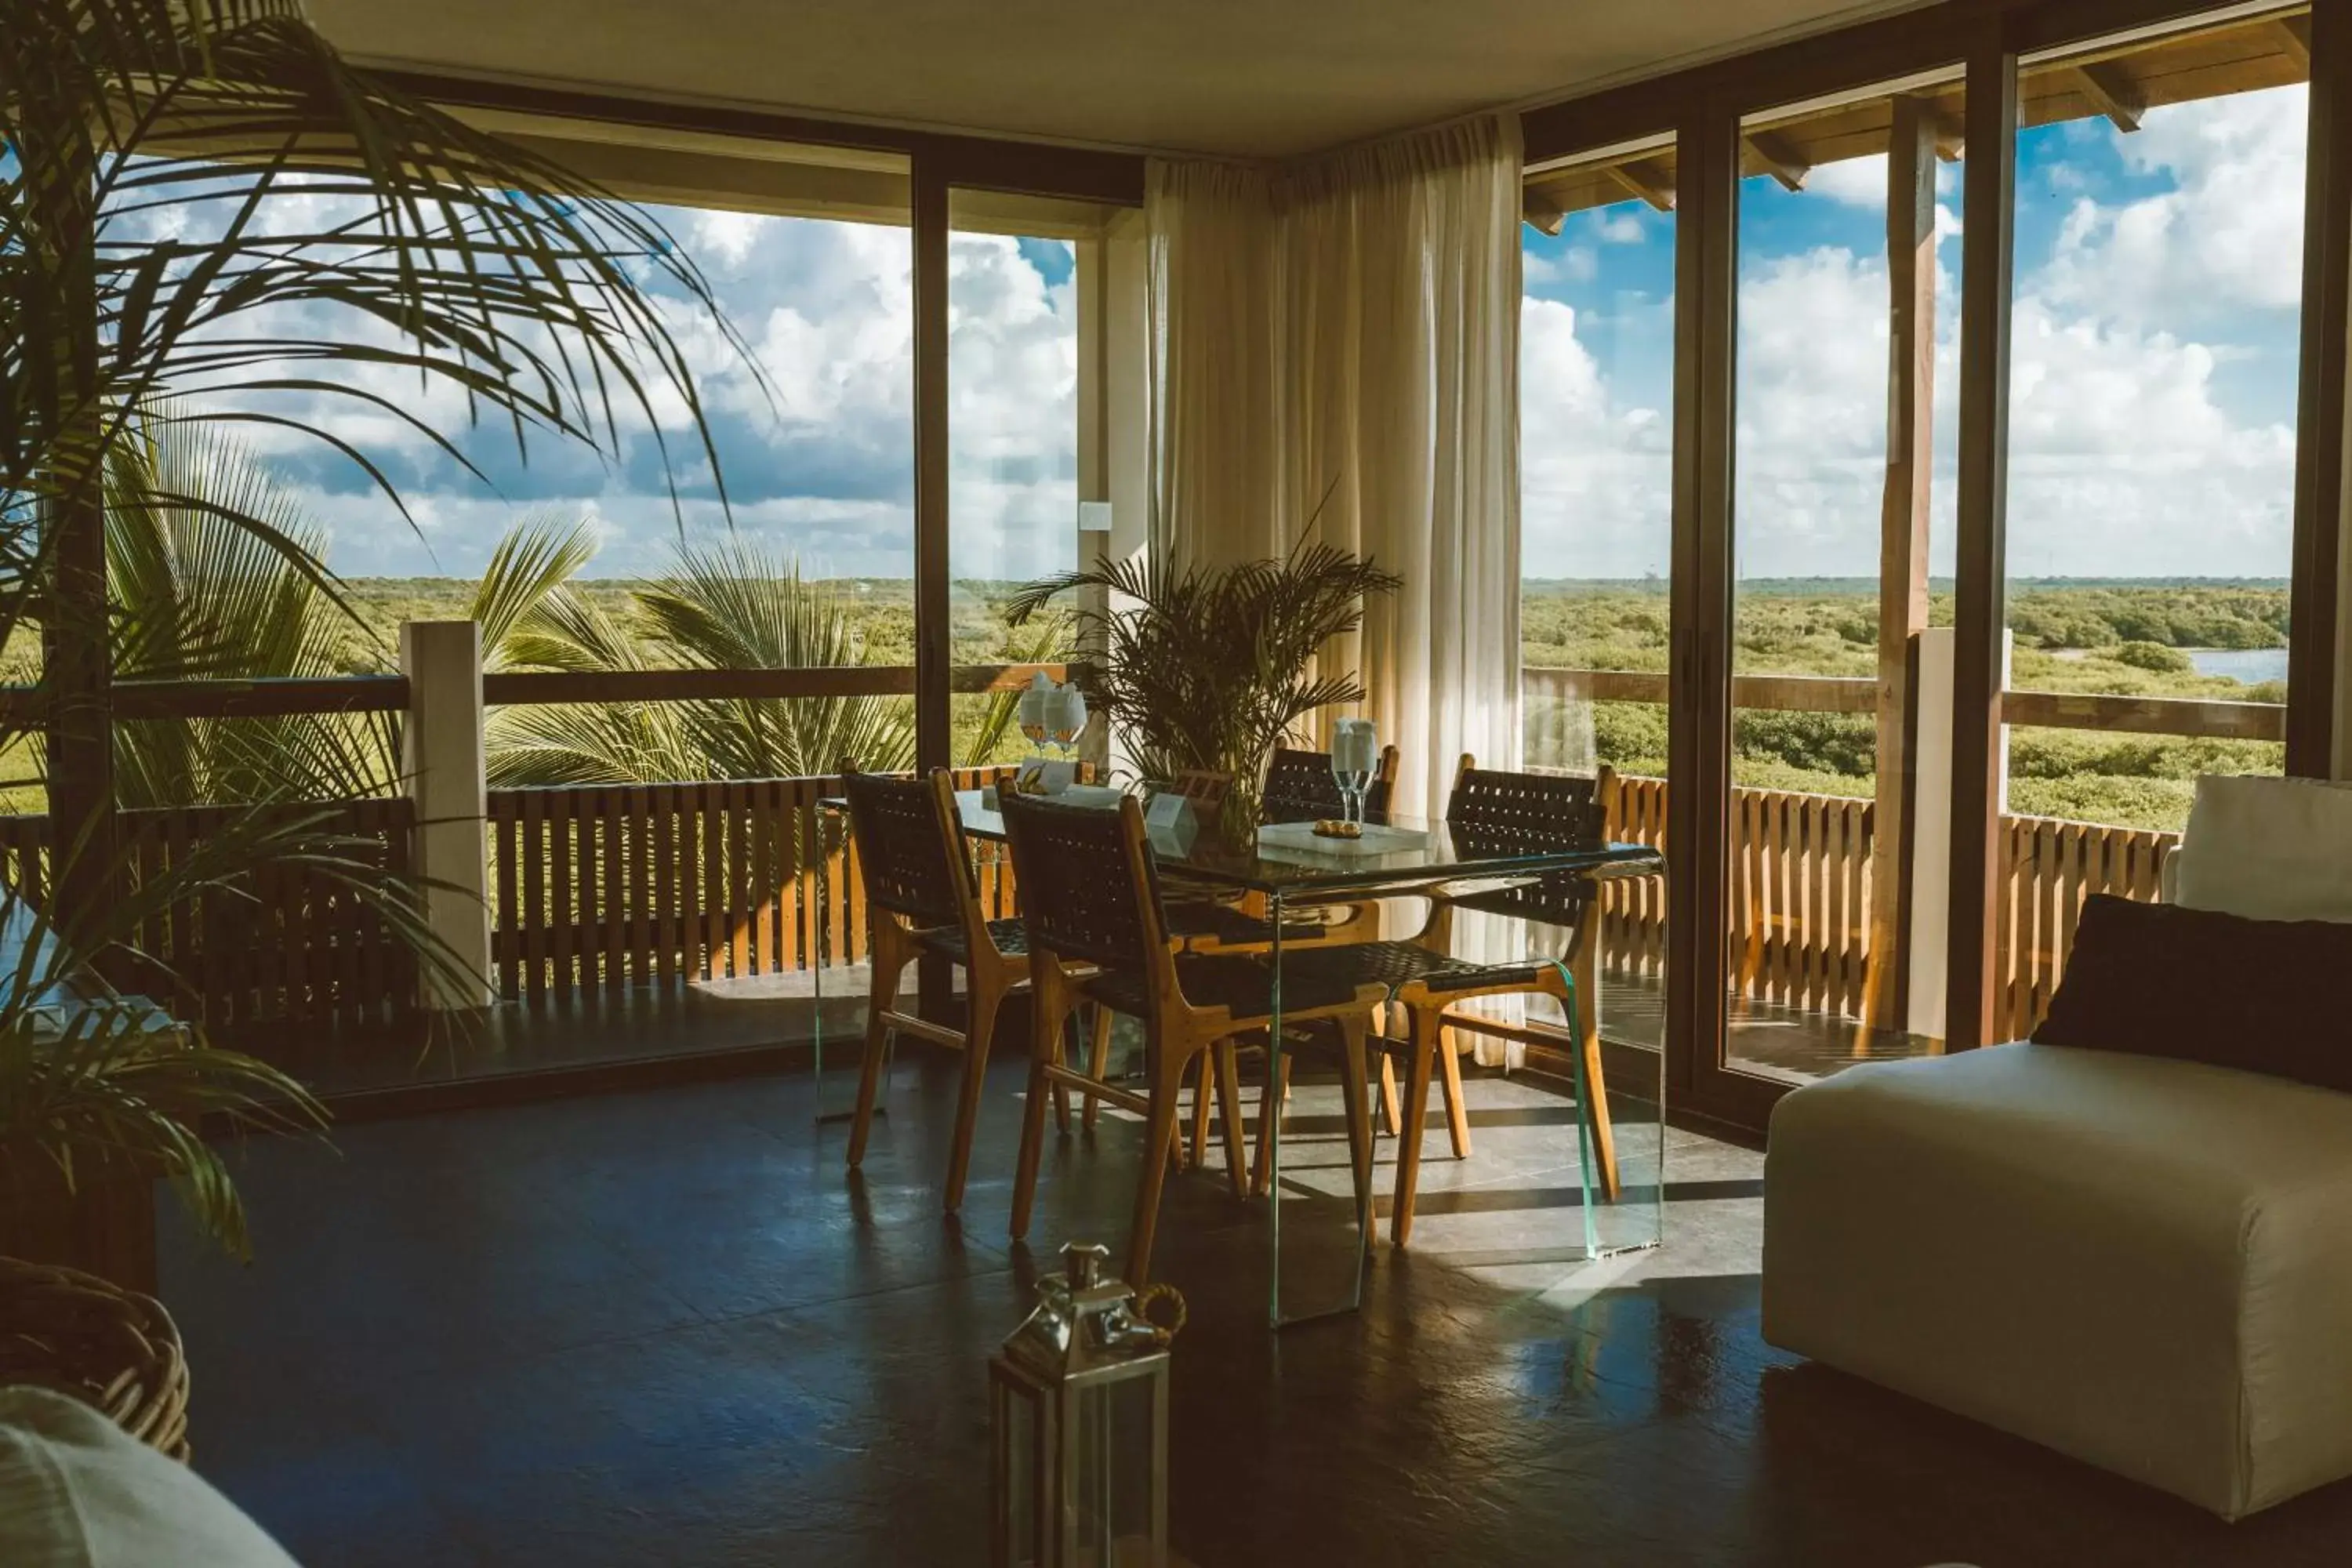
left=159, top=1048, right=2352, bottom=1567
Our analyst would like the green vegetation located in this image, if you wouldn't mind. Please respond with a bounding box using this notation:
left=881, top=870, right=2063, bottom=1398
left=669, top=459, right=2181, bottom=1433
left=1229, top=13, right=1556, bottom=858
left=38, top=568, right=2280, bottom=832
left=1524, top=579, right=2289, bottom=831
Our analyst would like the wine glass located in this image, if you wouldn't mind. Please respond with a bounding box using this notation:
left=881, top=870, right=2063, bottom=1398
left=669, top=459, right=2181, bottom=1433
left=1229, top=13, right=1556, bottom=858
left=1330, top=720, right=1374, bottom=826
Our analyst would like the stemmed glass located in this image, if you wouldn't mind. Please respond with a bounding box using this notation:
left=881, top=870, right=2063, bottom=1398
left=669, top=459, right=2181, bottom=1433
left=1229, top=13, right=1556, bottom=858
left=1330, top=718, right=1376, bottom=827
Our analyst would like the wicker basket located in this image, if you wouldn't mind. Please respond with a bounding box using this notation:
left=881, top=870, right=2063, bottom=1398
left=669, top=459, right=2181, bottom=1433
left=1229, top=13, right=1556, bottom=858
left=0, top=1256, right=190, bottom=1461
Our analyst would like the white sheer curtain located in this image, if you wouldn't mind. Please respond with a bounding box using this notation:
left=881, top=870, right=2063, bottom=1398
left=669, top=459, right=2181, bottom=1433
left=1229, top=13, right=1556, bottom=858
left=1144, top=114, right=1526, bottom=818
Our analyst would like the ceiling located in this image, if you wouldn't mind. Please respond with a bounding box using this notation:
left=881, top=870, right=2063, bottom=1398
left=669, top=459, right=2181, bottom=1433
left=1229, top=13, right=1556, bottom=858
left=307, top=0, right=1933, bottom=161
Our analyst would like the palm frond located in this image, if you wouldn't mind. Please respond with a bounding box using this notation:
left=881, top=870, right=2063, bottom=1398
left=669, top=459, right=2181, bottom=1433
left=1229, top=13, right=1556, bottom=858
left=472, top=511, right=601, bottom=668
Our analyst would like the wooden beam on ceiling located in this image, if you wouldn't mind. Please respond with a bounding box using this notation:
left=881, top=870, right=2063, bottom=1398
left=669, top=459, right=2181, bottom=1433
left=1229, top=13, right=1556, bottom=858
left=2073, top=59, right=2147, bottom=132
left=1604, top=158, right=1675, bottom=212
left=2276, top=14, right=2311, bottom=73
left=1933, top=111, right=1966, bottom=162
left=1745, top=129, right=1812, bottom=191
left=1522, top=187, right=1567, bottom=236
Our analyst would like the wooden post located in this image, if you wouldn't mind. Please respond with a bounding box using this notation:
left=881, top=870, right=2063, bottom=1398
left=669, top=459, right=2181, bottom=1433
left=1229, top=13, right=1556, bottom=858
left=1948, top=31, right=2020, bottom=1052
left=1865, top=97, right=1940, bottom=1029
left=911, top=160, right=953, bottom=1020
left=1665, top=106, right=1739, bottom=1114
left=401, top=622, right=495, bottom=1009
left=1076, top=231, right=1110, bottom=772
left=912, top=158, right=953, bottom=775
left=2292, top=0, right=2350, bottom=779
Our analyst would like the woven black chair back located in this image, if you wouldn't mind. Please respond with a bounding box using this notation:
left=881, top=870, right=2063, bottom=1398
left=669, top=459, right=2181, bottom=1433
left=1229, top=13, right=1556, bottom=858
left=1443, top=768, right=1606, bottom=929
left=841, top=770, right=964, bottom=929
left=1261, top=746, right=1394, bottom=826
left=999, top=795, right=1161, bottom=971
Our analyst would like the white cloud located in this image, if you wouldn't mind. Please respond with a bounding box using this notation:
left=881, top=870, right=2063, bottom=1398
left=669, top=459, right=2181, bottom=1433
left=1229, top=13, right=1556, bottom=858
left=1526, top=247, right=1599, bottom=286
left=1520, top=296, right=1673, bottom=579
left=1597, top=212, right=1646, bottom=244
left=2036, top=84, right=2308, bottom=322
left=1805, top=153, right=1889, bottom=212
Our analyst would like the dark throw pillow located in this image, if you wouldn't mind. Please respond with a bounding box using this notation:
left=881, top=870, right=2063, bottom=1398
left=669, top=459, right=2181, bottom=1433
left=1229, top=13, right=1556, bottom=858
left=2032, top=894, right=2352, bottom=1094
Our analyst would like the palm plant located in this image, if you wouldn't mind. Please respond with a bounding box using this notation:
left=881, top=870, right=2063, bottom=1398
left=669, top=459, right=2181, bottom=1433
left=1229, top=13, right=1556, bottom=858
left=107, top=413, right=399, bottom=806
left=3, top=0, right=744, bottom=1265
left=1007, top=534, right=1400, bottom=827
left=474, top=517, right=919, bottom=786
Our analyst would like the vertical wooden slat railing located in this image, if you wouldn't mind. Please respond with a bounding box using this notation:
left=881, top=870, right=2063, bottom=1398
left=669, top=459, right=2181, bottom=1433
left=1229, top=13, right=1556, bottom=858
left=0, top=800, right=415, bottom=1025
left=1990, top=811, right=2176, bottom=1042
left=484, top=764, right=1016, bottom=1002
left=1599, top=774, right=2176, bottom=1038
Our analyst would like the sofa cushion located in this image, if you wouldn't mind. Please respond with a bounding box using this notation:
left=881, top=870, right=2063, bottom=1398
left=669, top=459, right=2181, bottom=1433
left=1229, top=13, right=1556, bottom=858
left=2174, top=774, right=2352, bottom=923
left=0, top=1385, right=299, bottom=1566
left=2033, top=894, right=2352, bottom=1093
left=1764, top=1044, right=2352, bottom=1519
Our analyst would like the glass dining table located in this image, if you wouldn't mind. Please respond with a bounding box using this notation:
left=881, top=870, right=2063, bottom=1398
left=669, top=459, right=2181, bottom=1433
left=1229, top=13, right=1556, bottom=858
left=812, top=787, right=1668, bottom=1327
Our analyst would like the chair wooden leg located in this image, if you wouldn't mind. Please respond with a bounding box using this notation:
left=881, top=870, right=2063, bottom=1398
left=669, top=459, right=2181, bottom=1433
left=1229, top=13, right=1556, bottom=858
left=1214, top=1040, right=1248, bottom=1200
left=1051, top=1040, right=1073, bottom=1133
left=1250, top=1051, right=1296, bottom=1197
left=1126, top=1037, right=1192, bottom=1286
left=1577, top=994, right=1621, bottom=1202
left=1080, top=1004, right=1114, bottom=1130
left=941, top=972, right=999, bottom=1216
left=1186, top=1052, right=1213, bottom=1172
left=845, top=938, right=908, bottom=1171
left=1334, top=1016, right=1374, bottom=1218
left=1010, top=978, right=1070, bottom=1243
left=1391, top=1007, right=1442, bottom=1249
left=1438, top=1023, right=1473, bottom=1160
left=1378, top=1052, right=1403, bottom=1138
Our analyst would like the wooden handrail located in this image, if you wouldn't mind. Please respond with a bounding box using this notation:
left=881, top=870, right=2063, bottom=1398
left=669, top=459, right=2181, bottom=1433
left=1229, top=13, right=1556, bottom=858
left=0, top=663, right=1075, bottom=720
left=480, top=662, right=1069, bottom=705
left=1522, top=666, right=2285, bottom=742
left=1998, top=688, right=2285, bottom=742
left=114, top=676, right=410, bottom=720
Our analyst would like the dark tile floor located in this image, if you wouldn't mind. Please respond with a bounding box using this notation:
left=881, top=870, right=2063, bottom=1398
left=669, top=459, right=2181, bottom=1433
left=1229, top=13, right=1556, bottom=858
left=162, top=1047, right=2352, bottom=1567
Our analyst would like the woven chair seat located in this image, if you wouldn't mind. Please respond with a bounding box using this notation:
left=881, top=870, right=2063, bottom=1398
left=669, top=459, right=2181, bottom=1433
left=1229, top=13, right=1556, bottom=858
left=1081, top=952, right=1368, bottom=1022
left=916, top=917, right=1029, bottom=963
left=0, top=1258, right=191, bottom=1461
left=1280, top=939, right=1550, bottom=997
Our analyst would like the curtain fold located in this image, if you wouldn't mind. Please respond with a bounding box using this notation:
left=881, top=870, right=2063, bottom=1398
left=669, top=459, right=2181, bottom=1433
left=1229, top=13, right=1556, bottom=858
left=1144, top=114, right=1525, bottom=820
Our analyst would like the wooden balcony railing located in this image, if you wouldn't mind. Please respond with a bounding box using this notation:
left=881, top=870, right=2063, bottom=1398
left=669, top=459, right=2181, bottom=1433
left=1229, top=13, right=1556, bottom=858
left=0, top=800, right=415, bottom=1026
left=484, top=765, right=1017, bottom=1003
left=1594, top=773, right=2175, bottom=1042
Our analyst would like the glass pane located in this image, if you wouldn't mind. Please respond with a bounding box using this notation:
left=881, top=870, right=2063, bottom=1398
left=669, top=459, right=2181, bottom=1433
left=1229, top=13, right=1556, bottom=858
left=1992, top=15, right=2307, bottom=1039
left=1520, top=151, right=1676, bottom=1064
left=948, top=224, right=1081, bottom=773
left=1728, top=82, right=1965, bottom=1080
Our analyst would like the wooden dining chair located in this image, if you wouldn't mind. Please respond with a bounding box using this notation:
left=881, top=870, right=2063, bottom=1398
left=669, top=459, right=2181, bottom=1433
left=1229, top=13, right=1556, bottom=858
left=840, top=767, right=1032, bottom=1215
left=1000, top=793, right=1391, bottom=1285
left=1156, top=742, right=1405, bottom=1168
left=1260, top=741, right=1401, bottom=826
left=1264, top=758, right=1620, bottom=1247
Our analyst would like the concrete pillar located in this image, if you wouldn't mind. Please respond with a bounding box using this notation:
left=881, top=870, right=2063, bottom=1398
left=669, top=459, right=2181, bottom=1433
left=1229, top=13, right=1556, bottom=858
left=1908, top=626, right=2010, bottom=1038
left=400, top=620, right=495, bottom=1010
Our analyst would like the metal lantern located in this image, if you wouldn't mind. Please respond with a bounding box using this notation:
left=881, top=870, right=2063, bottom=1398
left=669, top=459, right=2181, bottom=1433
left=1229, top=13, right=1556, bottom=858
left=990, top=1242, right=1180, bottom=1568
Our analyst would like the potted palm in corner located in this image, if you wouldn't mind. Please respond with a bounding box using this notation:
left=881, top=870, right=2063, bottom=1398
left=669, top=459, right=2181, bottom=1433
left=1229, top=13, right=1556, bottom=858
left=1007, top=535, right=1399, bottom=843
left=2, top=0, right=744, bottom=1321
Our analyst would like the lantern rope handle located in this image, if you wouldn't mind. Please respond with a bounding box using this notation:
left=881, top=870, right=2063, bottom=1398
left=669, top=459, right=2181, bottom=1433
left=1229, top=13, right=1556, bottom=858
left=1134, top=1283, right=1187, bottom=1342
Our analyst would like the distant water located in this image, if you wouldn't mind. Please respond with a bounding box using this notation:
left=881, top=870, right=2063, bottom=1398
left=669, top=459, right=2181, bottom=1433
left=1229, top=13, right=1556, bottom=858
left=2188, top=648, right=2289, bottom=684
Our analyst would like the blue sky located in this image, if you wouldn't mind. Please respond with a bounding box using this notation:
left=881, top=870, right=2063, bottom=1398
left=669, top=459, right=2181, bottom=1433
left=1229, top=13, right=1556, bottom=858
left=205, top=82, right=2307, bottom=587
left=1521, top=82, right=2308, bottom=583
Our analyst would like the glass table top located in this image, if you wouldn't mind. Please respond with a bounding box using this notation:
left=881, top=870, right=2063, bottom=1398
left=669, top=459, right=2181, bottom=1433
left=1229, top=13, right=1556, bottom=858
left=945, top=789, right=1664, bottom=895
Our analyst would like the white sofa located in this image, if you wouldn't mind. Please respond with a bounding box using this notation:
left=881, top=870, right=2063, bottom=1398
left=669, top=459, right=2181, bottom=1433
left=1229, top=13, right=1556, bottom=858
left=1762, top=775, right=2352, bottom=1520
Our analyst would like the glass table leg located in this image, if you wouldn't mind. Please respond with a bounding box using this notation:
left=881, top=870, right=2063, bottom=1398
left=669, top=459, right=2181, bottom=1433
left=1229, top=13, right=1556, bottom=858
left=1267, top=889, right=1373, bottom=1328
